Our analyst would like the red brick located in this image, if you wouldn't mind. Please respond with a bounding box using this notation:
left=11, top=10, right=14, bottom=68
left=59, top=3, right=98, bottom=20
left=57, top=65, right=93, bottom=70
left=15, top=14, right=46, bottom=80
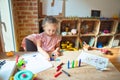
left=23, top=20, right=32, bottom=23
left=18, top=16, right=26, bottom=19
left=25, top=24, right=37, bottom=27
left=17, top=2, right=29, bottom=6
left=18, top=24, right=24, bottom=27
left=27, top=15, right=38, bottom=18
left=21, top=11, right=32, bottom=15
left=19, top=7, right=28, bottom=10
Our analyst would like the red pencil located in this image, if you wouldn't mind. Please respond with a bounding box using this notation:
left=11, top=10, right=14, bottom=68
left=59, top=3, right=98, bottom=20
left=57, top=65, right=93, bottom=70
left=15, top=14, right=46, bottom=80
left=54, top=71, right=62, bottom=78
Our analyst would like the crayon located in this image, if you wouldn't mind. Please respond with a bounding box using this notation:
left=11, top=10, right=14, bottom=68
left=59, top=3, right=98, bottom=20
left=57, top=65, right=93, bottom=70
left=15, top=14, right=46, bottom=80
left=75, top=60, right=78, bottom=67
left=16, top=55, right=19, bottom=63
left=72, top=60, right=74, bottom=68
left=54, top=71, right=62, bottom=78
left=79, top=59, right=81, bottom=67
left=62, top=70, right=71, bottom=77
left=56, top=66, right=62, bottom=72
left=67, top=60, right=70, bottom=69
left=50, top=57, right=54, bottom=61
left=57, top=62, right=64, bottom=68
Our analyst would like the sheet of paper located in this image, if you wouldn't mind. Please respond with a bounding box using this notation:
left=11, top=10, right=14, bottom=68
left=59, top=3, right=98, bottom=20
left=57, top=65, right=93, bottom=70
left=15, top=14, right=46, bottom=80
left=0, top=60, right=16, bottom=80
left=77, top=50, right=109, bottom=69
left=21, top=52, right=53, bottom=74
left=41, top=0, right=63, bottom=16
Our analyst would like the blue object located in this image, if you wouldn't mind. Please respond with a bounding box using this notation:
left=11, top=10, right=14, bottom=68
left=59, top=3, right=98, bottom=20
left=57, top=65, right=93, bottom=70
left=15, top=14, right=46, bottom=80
left=50, top=57, right=54, bottom=61
left=0, top=60, right=6, bottom=69
left=67, top=60, right=70, bottom=69
left=97, top=42, right=103, bottom=48
left=79, top=59, right=81, bottom=67
left=14, top=70, right=33, bottom=80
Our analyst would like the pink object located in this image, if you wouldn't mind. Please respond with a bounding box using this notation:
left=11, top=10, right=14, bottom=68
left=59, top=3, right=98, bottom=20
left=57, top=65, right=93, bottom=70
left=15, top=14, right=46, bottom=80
left=103, top=30, right=109, bottom=33
left=100, top=49, right=108, bottom=53
left=22, top=74, right=26, bottom=78
left=16, top=55, right=19, bottom=63
left=71, top=29, right=77, bottom=35
left=56, top=66, right=62, bottom=72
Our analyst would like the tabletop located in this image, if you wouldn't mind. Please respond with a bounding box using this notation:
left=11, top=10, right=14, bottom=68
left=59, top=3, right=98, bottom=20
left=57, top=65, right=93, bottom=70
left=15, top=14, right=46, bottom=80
left=0, top=50, right=120, bottom=80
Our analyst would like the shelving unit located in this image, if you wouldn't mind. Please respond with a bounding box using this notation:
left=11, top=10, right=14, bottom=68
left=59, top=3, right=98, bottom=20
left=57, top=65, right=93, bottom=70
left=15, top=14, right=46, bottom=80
left=59, top=18, right=80, bottom=50
left=38, top=18, right=120, bottom=50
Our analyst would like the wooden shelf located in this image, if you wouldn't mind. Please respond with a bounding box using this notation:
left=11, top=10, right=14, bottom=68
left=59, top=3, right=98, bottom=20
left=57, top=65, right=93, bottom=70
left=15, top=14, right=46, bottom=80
left=38, top=18, right=120, bottom=49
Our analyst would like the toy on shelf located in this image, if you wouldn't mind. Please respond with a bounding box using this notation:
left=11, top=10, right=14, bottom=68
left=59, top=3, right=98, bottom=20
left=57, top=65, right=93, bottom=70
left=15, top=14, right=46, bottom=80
left=61, top=41, right=78, bottom=51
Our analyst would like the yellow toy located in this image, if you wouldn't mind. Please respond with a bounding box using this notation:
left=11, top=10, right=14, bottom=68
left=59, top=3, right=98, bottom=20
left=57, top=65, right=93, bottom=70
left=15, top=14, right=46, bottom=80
left=61, top=41, right=78, bottom=51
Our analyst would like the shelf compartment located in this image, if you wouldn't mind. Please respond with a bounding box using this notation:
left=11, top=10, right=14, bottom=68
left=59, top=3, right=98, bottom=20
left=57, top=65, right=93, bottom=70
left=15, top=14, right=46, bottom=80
left=80, top=19, right=100, bottom=36
left=80, top=36, right=97, bottom=47
left=96, top=36, right=114, bottom=48
left=60, top=37, right=79, bottom=50
left=116, top=22, right=120, bottom=34
left=99, top=20, right=118, bottom=35
left=60, top=20, right=79, bottom=36
left=112, top=35, right=120, bottom=47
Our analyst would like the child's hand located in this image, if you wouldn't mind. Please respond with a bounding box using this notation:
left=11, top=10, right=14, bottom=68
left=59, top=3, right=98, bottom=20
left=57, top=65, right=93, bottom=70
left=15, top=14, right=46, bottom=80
left=52, top=48, right=61, bottom=56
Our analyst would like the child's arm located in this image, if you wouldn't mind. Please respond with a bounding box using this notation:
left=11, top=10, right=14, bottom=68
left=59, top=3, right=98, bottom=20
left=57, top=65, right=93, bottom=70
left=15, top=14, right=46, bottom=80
left=36, top=39, right=50, bottom=60
left=52, top=42, right=61, bottom=56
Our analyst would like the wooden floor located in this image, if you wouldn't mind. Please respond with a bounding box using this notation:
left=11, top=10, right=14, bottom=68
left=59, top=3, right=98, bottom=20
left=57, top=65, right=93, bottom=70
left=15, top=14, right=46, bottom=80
left=105, top=48, right=120, bottom=72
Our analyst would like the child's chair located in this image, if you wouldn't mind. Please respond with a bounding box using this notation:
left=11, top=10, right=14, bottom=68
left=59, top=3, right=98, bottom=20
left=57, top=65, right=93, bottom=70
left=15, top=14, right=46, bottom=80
left=25, top=39, right=37, bottom=51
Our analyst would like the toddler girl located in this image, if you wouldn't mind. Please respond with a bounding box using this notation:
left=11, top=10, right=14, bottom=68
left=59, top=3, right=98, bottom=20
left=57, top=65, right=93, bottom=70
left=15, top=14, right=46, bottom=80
left=21, top=16, right=62, bottom=60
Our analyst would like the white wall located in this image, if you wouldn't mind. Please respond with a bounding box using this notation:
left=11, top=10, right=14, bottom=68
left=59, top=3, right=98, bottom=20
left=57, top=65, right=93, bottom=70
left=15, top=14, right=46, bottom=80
left=65, top=0, right=120, bottom=17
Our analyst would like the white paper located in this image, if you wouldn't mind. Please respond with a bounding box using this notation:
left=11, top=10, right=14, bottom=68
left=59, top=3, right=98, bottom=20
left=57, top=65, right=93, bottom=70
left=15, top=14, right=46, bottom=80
left=21, top=52, right=53, bottom=74
left=41, top=0, right=63, bottom=16
left=77, top=50, right=109, bottom=69
left=0, top=60, right=16, bottom=80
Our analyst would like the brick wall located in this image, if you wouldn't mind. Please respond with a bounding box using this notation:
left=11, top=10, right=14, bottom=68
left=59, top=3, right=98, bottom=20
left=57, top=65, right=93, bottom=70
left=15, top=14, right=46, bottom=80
left=12, top=0, right=39, bottom=51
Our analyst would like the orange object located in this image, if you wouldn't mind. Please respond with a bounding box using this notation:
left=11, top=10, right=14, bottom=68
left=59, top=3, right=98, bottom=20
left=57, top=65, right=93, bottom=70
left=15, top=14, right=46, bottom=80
left=6, top=51, right=14, bottom=57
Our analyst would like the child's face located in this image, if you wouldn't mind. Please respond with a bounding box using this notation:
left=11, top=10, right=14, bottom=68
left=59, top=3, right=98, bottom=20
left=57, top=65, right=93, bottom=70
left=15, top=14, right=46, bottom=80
left=43, top=22, right=58, bottom=36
